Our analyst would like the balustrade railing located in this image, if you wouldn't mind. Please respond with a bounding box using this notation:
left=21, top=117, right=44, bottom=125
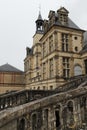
left=0, top=89, right=54, bottom=111
left=55, top=75, right=87, bottom=93
left=0, top=75, right=87, bottom=111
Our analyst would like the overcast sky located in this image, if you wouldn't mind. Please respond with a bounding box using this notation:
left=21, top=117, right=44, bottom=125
left=0, top=0, right=87, bottom=70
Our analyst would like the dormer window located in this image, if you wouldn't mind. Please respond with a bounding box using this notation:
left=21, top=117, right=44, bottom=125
left=57, top=7, right=69, bottom=25
left=60, top=14, right=68, bottom=25
left=48, top=10, right=55, bottom=27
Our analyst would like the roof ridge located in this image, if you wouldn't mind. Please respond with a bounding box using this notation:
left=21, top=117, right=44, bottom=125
left=0, top=63, right=23, bottom=72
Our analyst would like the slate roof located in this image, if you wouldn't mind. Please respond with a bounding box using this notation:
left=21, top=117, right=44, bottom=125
left=67, top=18, right=80, bottom=30
left=54, top=17, right=81, bottom=30
left=0, top=63, right=23, bottom=72
left=55, top=7, right=81, bottom=30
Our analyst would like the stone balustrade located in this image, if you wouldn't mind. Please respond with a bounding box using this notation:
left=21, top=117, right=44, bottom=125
left=0, top=90, right=54, bottom=111
left=0, top=75, right=87, bottom=111
left=55, top=75, right=87, bottom=93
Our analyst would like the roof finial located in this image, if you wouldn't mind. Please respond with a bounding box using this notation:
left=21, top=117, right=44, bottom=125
left=38, top=4, right=42, bottom=20
left=39, top=4, right=41, bottom=15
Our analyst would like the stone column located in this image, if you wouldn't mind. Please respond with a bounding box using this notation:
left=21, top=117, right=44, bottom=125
left=61, top=104, right=67, bottom=130
left=53, top=57, right=56, bottom=77
left=58, top=57, right=63, bottom=78
left=48, top=60, right=50, bottom=79
left=37, top=110, right=42, bottom=130
left=26, top=114, right=32, bottom=130
left=53, top=33, right=56, bottom=51
left=48, top=37, right=50, bottom=55
left=49, top=106, right=56, bottom=130
left=60, top=105, right=64, bottom=130
left=73, top=99, right=82, bottom=128
left=42, top=108, right=49, bottom=130
left=69, top=34, right=72, bottom=52
left=70, top=57, right=74, bottom=77
left=54, top=31, right=58, bottom=51
left=57, top=32, right=61, bottom=51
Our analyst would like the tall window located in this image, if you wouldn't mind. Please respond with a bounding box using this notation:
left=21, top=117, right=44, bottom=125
left=43, top=62, right=46, bottom=79
left=49, top=35, right=53, bottom=53
left=63, top=57, right=70, bottom=78
left=49, top=58, right=54, bottom=78
left=19, top=119, right=25, bottom=130
left=62, top=33, right=69, bottom=52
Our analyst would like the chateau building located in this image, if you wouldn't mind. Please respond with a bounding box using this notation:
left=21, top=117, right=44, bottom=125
left=24, top=7, right=87, bottom=90
left=0, top=7, right=87, bottom=130
left=0, top=7, right=87, bottom=93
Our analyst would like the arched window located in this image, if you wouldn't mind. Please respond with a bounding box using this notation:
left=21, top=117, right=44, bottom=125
left=50, top=86, right=53, bottom=90
left=44, top=109, right=48, bottom=128
left=74, top=65, right=82, bottom=76
left=32, top=114, right=37, bottom=130
left=67, top=101, right=73, bottom=112
left=19, top=118, right=25, bottom=130
left=37, top=86, right=40, bottom=90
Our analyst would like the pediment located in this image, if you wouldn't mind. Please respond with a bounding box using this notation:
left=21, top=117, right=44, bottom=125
left=57, top=7, right=69, bottom=14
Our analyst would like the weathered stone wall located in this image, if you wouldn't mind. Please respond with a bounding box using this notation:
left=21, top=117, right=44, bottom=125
left=0, top=120, right=17, bottom=130
left=0, top=82, right=87, bottom=130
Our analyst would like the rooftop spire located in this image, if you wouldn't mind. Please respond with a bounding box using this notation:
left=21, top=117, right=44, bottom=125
left=38, top=11, right=42, bottom=20
left=37, top=5, right=42, bottom=20
left=35, top=5, right=44, bottom=34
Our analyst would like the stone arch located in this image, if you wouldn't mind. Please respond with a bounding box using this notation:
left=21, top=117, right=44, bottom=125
left=66, top=99, right=74, bottom=105
left=67, top=101, right=73, bottom=112
left=74, top=64, right=82, bottom=76
left=55, top=104, right=62, bottom=129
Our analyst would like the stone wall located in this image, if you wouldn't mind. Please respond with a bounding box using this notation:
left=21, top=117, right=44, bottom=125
left=0, top=120, right=17, bottom=130
left=0, top=72, right=25, bottom=94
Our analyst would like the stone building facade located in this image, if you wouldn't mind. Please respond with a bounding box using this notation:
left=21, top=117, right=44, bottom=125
left=24, top=7, right=87, bottom=90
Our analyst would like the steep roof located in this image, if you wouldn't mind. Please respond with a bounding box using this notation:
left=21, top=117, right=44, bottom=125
left=0, top=63, right=23, bottom=73
left=43, top=7, right=84, bottom=34
left=67, top=18, right=80, bottom=30
left=55, top=17, right=81, bottom=30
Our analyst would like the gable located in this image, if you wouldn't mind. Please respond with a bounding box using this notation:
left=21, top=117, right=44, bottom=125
left=57, top=7, right=69, bottom=14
